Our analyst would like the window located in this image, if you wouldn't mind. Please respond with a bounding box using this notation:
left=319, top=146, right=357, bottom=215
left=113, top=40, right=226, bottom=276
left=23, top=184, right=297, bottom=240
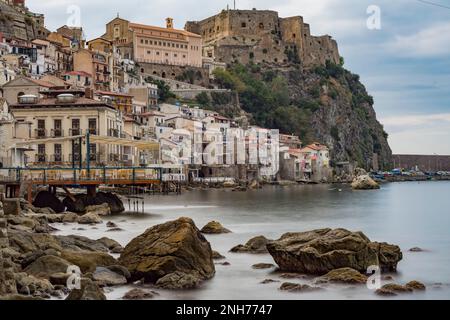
left=140, top=39, right=144, bottom=44
left=53, top=119, right=62, bottom=137
left=54, top=144, right=62, bottom=162
left=71, top=119, right=80, bottom=136
left=165, top=53, right=169, bottom=56
left=37, top=119, right=46, bottom=138
left=89, top=144, right=97, bottom=161
left=88, top=118, right=97, bottom=135
left=37, top=144, right=46, bottom=162
left=241, top=22, right=247, bottom=28
left=156, top=51, right=160, bottom=55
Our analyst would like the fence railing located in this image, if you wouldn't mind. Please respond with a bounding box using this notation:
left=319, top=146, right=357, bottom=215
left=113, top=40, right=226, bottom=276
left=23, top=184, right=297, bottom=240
left=0, top=167, right=166, bottom=184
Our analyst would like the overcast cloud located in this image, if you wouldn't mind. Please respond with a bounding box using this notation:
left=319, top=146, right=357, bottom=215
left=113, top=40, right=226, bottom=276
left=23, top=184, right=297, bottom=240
left=27, top=0, right=450, bottom=155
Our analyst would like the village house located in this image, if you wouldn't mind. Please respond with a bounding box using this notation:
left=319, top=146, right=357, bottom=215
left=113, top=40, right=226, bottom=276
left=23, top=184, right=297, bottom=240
left=95, top=90, right=133, bottom=114
left=0, top=76, right=56, bottom=105
left=279, top=143, right=331, bottom=182
left=63, top=71, right=92, bottom=88
left=73, top=49, right=110, bottom=91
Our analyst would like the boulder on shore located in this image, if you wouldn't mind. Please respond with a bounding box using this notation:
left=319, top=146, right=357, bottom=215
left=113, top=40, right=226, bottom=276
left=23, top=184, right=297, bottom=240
left=118, top=217, right=215, bottom=287
left=33, top=191, right=65, bottom=213
left=85, top=204, right=111, bottom=216
left=65, top=278, right=106, bottom=300
left=201, top=221, right=231, bottom=234
left=266, top=228, right=402, bottom=275
left=351, top=175, right=380, bottom=190
left=314, top=268, right=368, bottom=284
left=230, top=236, right=270, bottom=254
left=78, top=212, right=102, bottom=225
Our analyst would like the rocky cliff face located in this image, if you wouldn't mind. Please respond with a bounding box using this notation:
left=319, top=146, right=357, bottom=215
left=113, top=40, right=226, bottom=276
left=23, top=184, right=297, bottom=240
left=212, top=61, right=392, bottom=170
left=0, top=2, right=39, bottom=41
left=285, top=64, right=392, bottom=169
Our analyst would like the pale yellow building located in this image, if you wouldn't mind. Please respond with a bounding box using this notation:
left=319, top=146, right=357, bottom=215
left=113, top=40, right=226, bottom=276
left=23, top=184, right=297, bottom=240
left=103, top=17, right=202, bottom=67
left=9, top=93, right=138, bottom=167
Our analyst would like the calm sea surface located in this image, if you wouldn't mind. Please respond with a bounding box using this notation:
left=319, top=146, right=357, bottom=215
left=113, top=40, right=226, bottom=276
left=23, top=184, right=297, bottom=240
left=55, top=181, right=450, bottom=300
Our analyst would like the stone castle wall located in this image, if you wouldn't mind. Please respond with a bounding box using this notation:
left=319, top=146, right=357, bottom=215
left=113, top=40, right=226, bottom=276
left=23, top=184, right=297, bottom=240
left=185, top=9, right=340, bottom=67
left=138, top=62, right=210, bottom=87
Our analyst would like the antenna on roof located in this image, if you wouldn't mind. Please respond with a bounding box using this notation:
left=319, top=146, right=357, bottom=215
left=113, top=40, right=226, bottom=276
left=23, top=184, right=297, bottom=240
left=117, top=12, right=120, bottom=18
left=234, top=0, right=236, bottom=9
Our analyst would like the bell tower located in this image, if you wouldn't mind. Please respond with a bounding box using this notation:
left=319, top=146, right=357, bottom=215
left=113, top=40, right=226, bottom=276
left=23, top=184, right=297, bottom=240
left=166, top=17, right=174, bottom=29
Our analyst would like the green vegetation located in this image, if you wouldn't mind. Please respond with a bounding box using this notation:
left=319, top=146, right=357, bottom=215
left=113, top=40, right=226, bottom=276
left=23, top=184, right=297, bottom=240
left=213, top=63, right=317, bottom=141
left=330, top=126, right=340, bottom=141
left=145, top=77, right=175, bottom=102
left=175, top=69, right=202, bottom=84
left=195, top=92, right=211, bottom=107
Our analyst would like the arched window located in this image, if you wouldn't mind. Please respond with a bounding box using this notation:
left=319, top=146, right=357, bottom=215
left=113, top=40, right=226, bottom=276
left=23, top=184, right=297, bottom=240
left=162, top=72, right=166, bottom=78
left=259, top=23, right=264, bottom=29
left=17, top=92, right=25, bottom=102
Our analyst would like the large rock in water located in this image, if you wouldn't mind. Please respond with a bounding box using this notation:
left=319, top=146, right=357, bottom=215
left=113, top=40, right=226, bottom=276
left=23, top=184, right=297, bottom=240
left=351, top=175, right=380, bottom=190
left=267, top=228, right=402, bottom=275
left=33, top=191, right=65, bottom=213
left=118, top=217, right=215, bottom=287
left=63, top=192, right=124, bottom=214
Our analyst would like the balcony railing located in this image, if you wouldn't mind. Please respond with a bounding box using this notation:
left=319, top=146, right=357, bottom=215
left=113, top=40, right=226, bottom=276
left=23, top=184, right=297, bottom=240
left=69, top=154, right=82, bottom=162
left=49, top=154, right=64, bottom=163
left=35, top=128, right=47, bottom=139
left=69, top=128, right=83, bottom=136
left=35, top=154, right=47, bottom=163
left=108, top=128, right=119, bottom=138
left=51, top=128, right=64, bottom=138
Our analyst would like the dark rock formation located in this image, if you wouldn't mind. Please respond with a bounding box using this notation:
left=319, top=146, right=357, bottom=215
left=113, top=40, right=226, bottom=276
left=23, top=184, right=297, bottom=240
left=63, top=192, right=124, bottom=214
left=33, top=191, right=65, bottom=213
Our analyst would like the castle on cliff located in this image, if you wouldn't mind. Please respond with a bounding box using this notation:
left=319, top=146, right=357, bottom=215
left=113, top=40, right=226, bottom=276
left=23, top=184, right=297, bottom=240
left=185, top=9, right=340, bottom=68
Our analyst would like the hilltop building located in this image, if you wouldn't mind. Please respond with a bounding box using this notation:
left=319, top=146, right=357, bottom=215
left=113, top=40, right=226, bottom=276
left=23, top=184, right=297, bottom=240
left=102, top=17, right=202, bottom=68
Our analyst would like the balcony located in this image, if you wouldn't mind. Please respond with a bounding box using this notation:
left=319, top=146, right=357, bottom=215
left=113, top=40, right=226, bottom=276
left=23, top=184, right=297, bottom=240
left=109, top=153, right=120, bottom=162
left=69, top=128, right=83, bottom=136
left=51, top=128, right=64, bottom=138
left=35, top=128, right=47, bottom=139
left=108, top=128, right=119, bottom=138
left=69, top=154, right=81, bottom=162
left=49, top=154, right=64, bottom=163
left=35, top=154, right=47, bottom=163
left=88, top=153, right=100, bottom=162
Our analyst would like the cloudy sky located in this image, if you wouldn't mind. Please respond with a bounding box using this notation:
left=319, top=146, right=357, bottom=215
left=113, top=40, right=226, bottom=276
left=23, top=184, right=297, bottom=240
left=27, top=0, right=450, bottom=155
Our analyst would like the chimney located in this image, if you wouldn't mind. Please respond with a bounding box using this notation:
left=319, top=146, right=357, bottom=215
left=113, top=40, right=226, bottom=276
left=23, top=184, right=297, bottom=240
left=85, top=87, right=93, bottom=99
left=166, top=17, right=174, bottom=29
